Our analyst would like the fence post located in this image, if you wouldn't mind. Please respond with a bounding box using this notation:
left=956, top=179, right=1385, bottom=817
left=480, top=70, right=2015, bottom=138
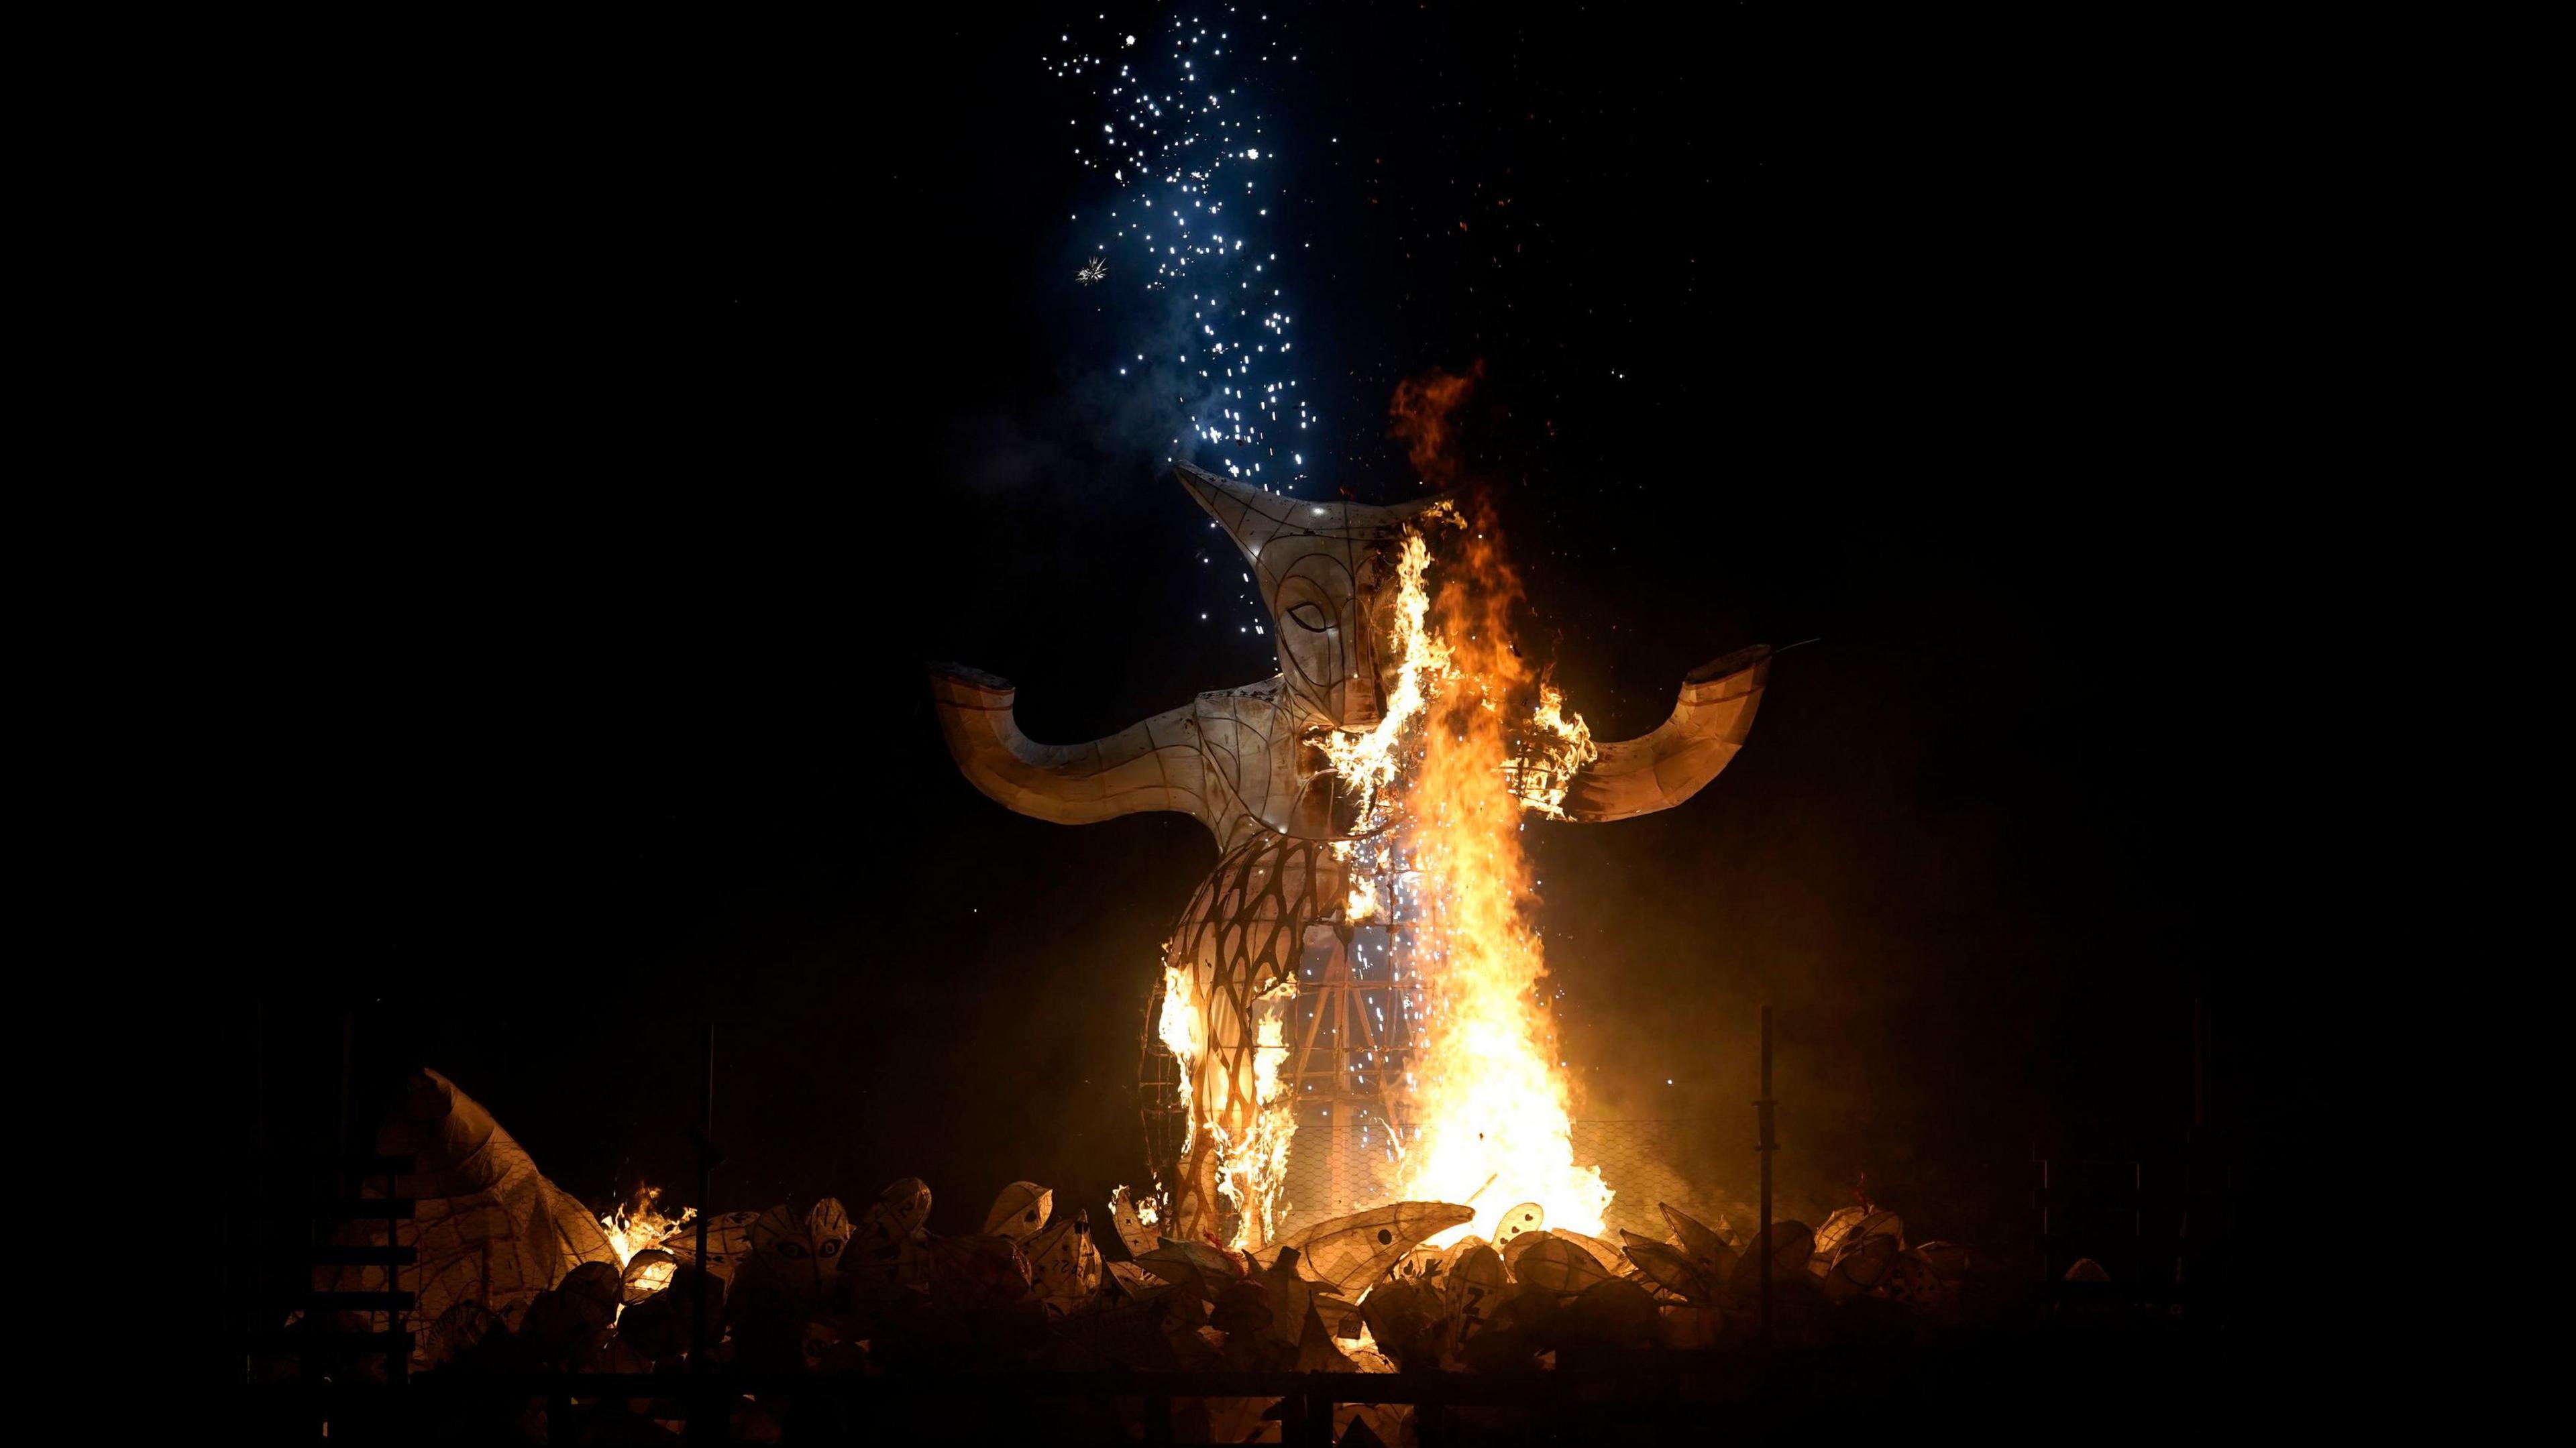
left=688, top=1020, right=718, bottom=1447
left=1300, top=1375, right=1335, bottom=1445
left=1756, top=1003, right=1776, bottom=1343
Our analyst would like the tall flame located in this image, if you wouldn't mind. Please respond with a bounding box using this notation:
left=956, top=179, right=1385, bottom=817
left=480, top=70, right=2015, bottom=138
left=1181, top=488, right=1608, bottom=1248
left=1384, top=510, right=1611, bottom=1241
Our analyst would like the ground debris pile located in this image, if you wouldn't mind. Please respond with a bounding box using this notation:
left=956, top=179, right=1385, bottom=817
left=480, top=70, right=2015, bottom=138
left=267, top=1076, right=2023, bottom=1442
left=380, top=1175, right=2016, bottom=1441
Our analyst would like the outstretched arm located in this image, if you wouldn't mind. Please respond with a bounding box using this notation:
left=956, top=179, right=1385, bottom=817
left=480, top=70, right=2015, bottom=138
left=1560, top=645, right=1770, bottom=822
left=928, top=663, right=1218, bottom=831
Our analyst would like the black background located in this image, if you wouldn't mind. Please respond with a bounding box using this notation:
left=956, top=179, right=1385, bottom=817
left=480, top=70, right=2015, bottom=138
left=182, top=4, right=2361, bottom=1280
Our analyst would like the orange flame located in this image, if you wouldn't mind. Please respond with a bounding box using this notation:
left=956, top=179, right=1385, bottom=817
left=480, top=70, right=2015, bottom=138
left=1213, top=976, right=1299, bottom=1247
left=1384, top=502, right=1610, bottom=1242
left=1162, top=944, right=1299, bottom=1250
left=1157, top=962, right=1203, bottom=1158
left=600, top=1184, right=696, bottom=1268
left=1387, top=361, right=1485, bottom=487
left=1164, top=357, right=1610, bottom=1246
left=1318, top=501, right=1460, bottom=844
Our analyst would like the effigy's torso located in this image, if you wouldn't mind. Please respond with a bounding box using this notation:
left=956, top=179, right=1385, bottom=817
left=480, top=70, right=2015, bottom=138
left=1188, top=679, right=1371, bottom=852
left=1154, top=665, right=1442, bottom=1241
left=1152, top=679, right=1375, bottom=1243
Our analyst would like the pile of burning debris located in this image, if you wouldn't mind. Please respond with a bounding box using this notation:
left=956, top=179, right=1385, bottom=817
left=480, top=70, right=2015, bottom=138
left=281, top=1072, right=2021, bottom=1442
left=399, top=1178, right=2014, bottom=1442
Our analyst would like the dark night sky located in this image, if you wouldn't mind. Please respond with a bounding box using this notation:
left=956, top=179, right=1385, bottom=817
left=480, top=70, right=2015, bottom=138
left=195, top=5, right=2357, bottom=1268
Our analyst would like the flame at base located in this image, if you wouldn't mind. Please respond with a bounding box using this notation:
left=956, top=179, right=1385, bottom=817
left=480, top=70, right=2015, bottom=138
left=1212, top=977, right=1299, bottom=1248
left=600, top=1185, right=696, bottom=1268
left=1160, top=954, right=1298, bottom=1250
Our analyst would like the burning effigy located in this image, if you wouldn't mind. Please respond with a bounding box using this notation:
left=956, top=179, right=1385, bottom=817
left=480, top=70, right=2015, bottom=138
left=930, top=464, right=1769, bottom=1252
left=283, top=471, right=2031, bottom=1442
left=259, top=468, right=2039, bottom=1444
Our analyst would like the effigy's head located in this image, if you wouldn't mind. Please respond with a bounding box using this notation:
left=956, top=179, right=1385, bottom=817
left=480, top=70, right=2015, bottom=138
left=1177, top=463, right=1454, bottom=728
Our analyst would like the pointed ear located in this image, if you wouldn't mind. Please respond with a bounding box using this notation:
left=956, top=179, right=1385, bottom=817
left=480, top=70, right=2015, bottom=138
left=1174, top=461, right=1261, bottom=527
left=1173, top=461, right=1288, bottom=556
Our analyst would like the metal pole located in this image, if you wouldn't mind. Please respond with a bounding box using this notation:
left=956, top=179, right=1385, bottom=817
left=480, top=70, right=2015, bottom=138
left=242, top=1002, right=264, bottom=1388
left=2037, top=1152, right=2052, bottom=1295
left=2192, top=997, right=2208, bottom=1131
left=694, top=1019, right=715, bottom=1343
left=2133, top=1159, right=2145, bottom=1299
left=337, top=1008, right=355, bottom=1159
left=690, top=1019, right=716, bottom=1445
left=386, top=1160, right=409, bottom=1386
left=2184, top=996, right=2208, bottom=1305
left=1756, top=1003, right=1775, bottom=1343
